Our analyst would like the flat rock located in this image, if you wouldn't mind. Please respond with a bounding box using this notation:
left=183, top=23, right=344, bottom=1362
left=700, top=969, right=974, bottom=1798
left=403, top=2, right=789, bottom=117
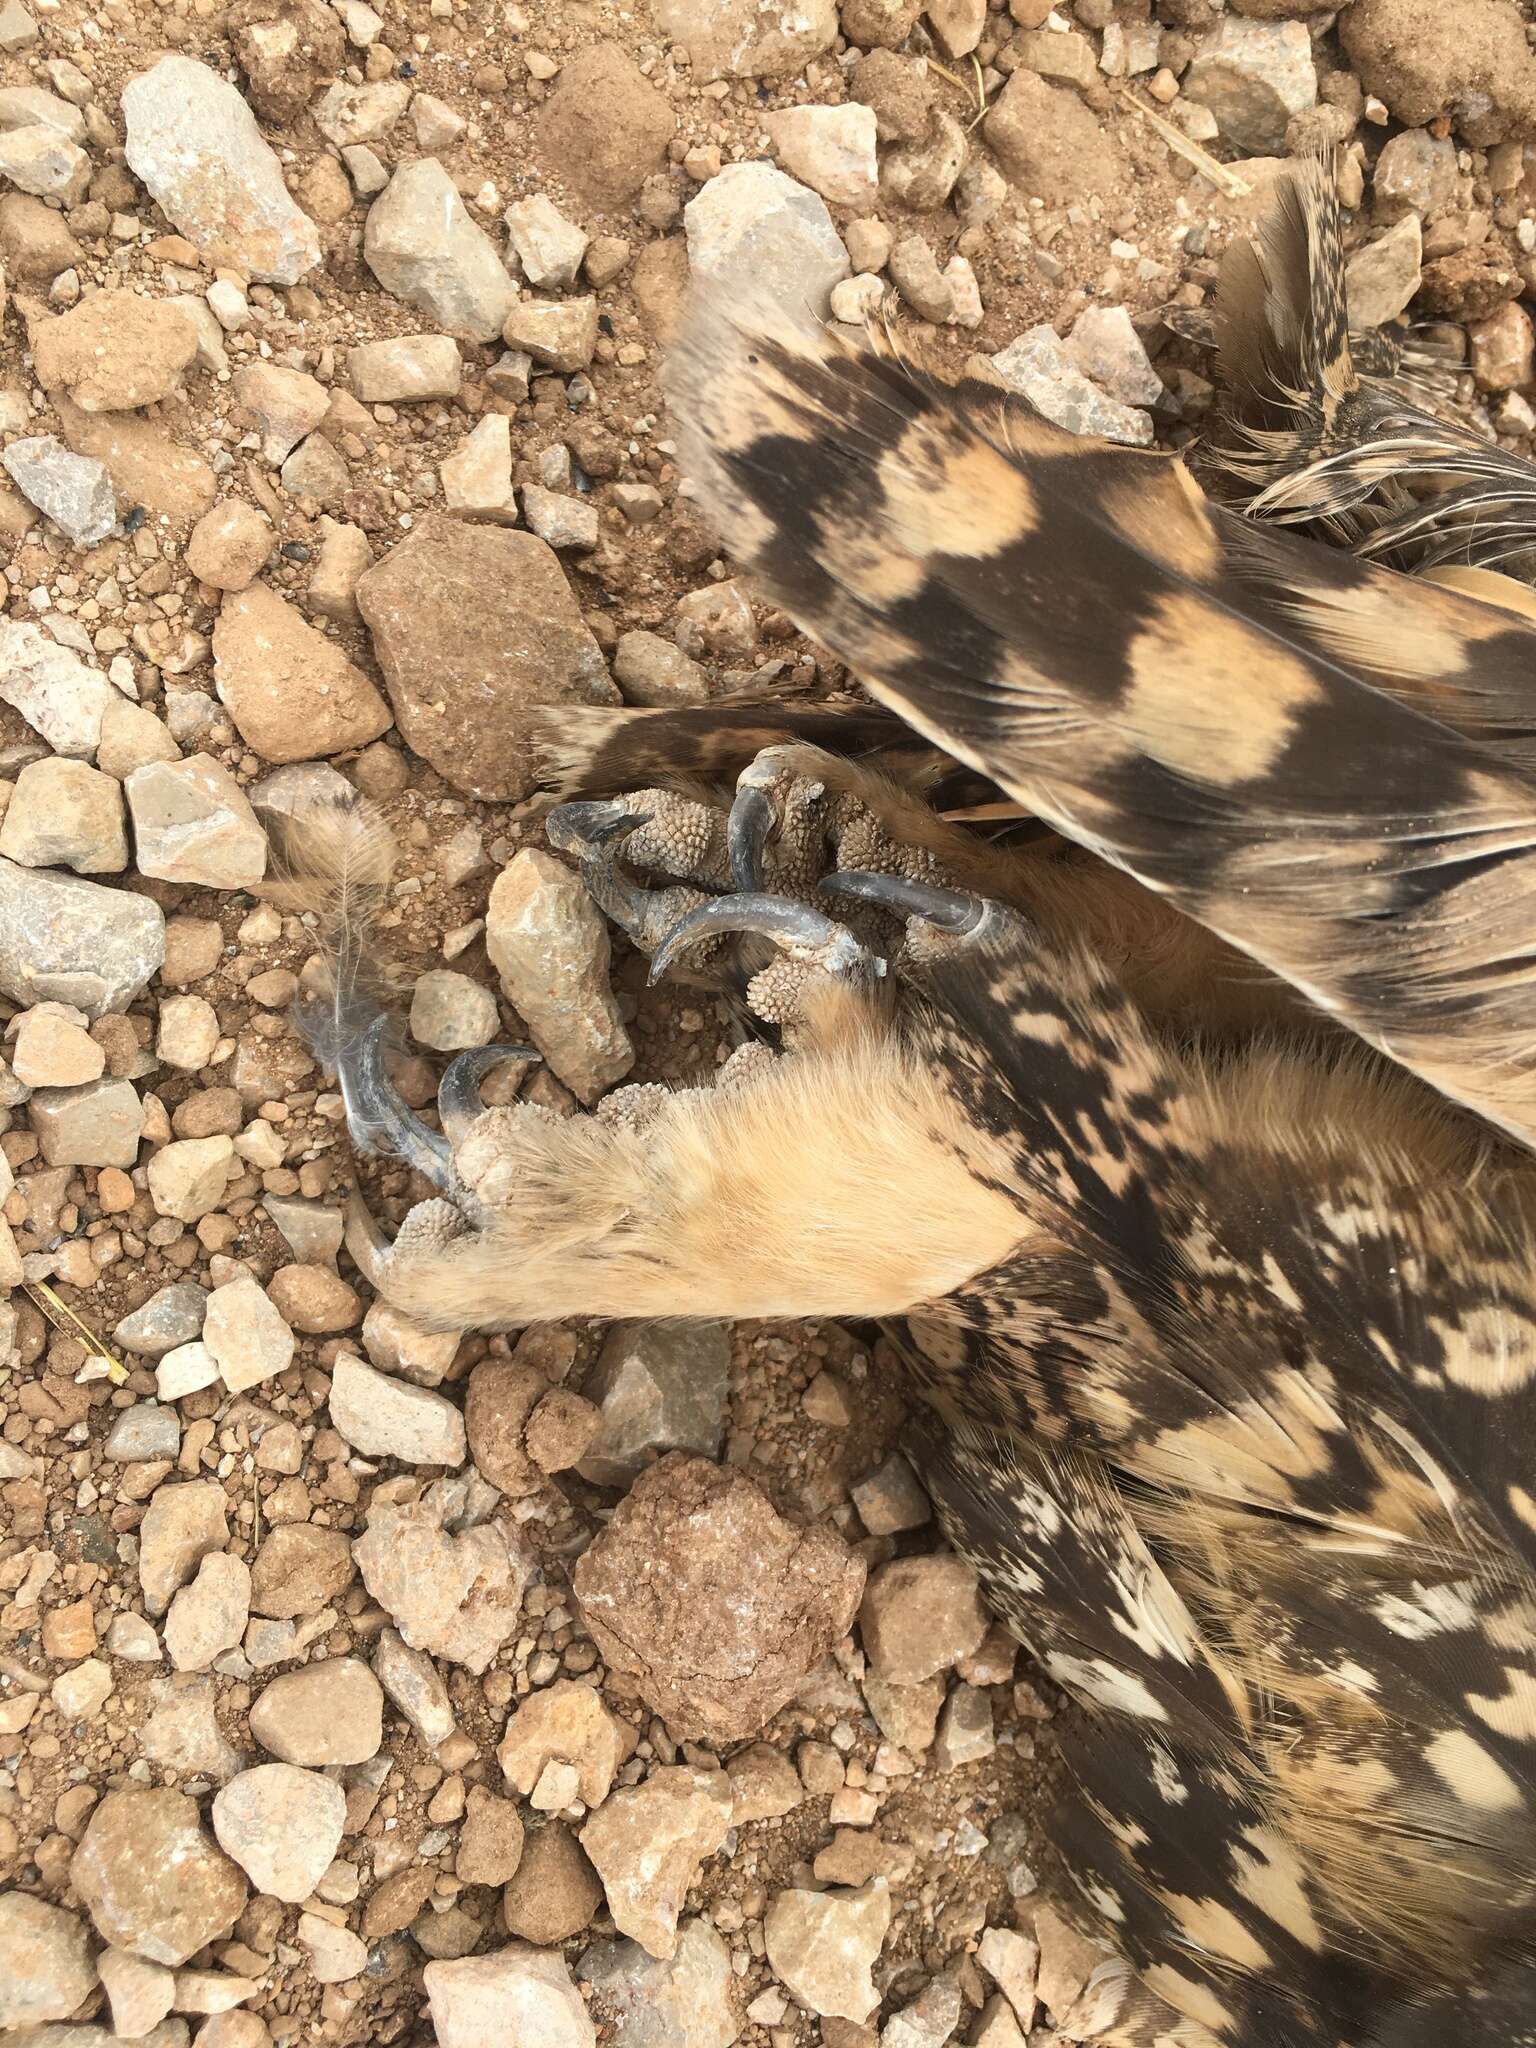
left=2, top=435, right=115, bottom=544
left=983, top=70, right=1125, bottom=205
left=684, top=161, right=849, bottom=318
left=1, top=757, right=127, bottom=873
left=138, top=1479, right=229, bottom=1615
left=98, top=1950, right=176, bottom=2039
left=31, top=1076, right=143, bottom=1168
left=0, top=859, right=163, bottom=1018
left=764, top=1880, right=890, bottom=2022
left=352, top=1476, right=530, bottom=1674
left=250, top=1523, right=354, bottom=1619
left=652, top=0, right=836, bottom=78
left=364, top=157, right=516, bottom=342
left=374, top=1625, right=457, bottom=1745
left=115, top=1282, right=206, bottom=1357
left=164, top=1550, right=251, bottom=1672
left=574, top=1453, right=865, bottom=1743
left=859, top=1555, right=988, bottom=1684
left=764, top=104, right=878, bottom=208
left=126, top=756, right=266, bottom=890
left=146, top=1135, right=235, bottom=1223
left=121, top=55, right=320, bottom=282
left=579, top=1766, right=733, bottom=1960
left=0, top=1894, right=98, bottom=2027
left=505, top=194, right=587, bottom=290
left=1346, top=213, right=1423, bottom=328
left=0, top=616, right=112, bottom=756
left=497, top=1679, right=636, bottom=1809
left=576, top=1321, right=729, bottom=1485
left=249, top=1657, right=384, bottom=1765
left=212, top=1763, right=348, bottom=1902
left=203, top=1274, right=296, bottom=1394
left=140, top=1674, right=245, bottom=1783
left=51, top=397, right=216, bottom=525
left=1184, top=17, right=1317, bottom=155
left=988, top=327, right=1153, bottom=445
left=579, top=1918, right=737, bottom=2048
left=213, top=582, right=391, bottom=761
left=347, top=333, right=461, bottom=402
left=33, top=294, right=198, bottom=413
left=328, top=1353, right=467, bottom=1465
left=72, top=1787, right=248, bottom=1966
left=356, top=516, right=615, bottom=803
left=425, top=1946, right=596, bottom=2048
left=1064, top=304, right=1163, bottom=407
left=486, top=848, right=633, bottom=1102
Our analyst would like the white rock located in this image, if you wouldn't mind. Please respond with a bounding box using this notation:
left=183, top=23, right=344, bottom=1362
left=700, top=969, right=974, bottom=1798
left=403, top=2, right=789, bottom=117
left=157, top=993, right=220, bottom=1071
left=0, top=618, right=112, bottom=755
left=505, top=193, right=588, bottom=290
left=99, top=1949, right=176, bottom=2038
left=52, top=1655, right=113, bottom=1718
left=0, top=84, right=87, bottom=145
left=212, top=1763, right=348, bottom=1903
left=297, top=1912, right=367, bottom=1983
left=164, top=1550, right=252, bottom=1671
left=426, top=1945, right=596, bottom=2048
left=125, top=756, right=267, bottom=890
left=203, top=1274, right=296, bottom=1393
left=831, top=272, right=887, bottom=324
left=502, top=297, right=599, bottom=372
left=410, top=967, right=501, bottom=1050
left=764, top=1880, right=891, bottom=2022
left=440, top=415, right=520, bottom=524
left=156, top=1340, right=221, bottom=1402
left=412, top=91, right=464, bottom=150
left=1346, top=213, right=1423, bottom=329
left=146, top=1136, right=235, bottom=1223
left=522, top=484, right=599, bottom=552
left=976, top=1927, right=1039, bottom=2030
left=0, top=123, right=89, bottom=200
left=487, top=848, right=633, bottom=1104
left=684, top=161, right=849, bottom=317
left=328, top=1353, right=468, bottom=1465
left=765, top=104, right=878, bottom=209
left=365, top=157, right=517, bottom=343
left=2, top=435, right=114, bottom=545
left=0, top=756, right=126, bottom=872
left=10, top=1004, right=103, bottom=1088
left=121, top=55, right=321, bottom=283
left=989, top=327, right=1154, bottom=446
left=312, top=78, right=410, bottom=147
left=651, top=0, right=836, bottom=80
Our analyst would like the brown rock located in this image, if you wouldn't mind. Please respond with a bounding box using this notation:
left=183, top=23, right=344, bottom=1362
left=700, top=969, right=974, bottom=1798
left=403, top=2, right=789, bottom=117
left=465, top=1356, right=547, bottom=1496
left=1340, top=0, right=1536, bottom=146
left=229, top=0, right=344, bottom=123
left=53, top=396, right=216, bottom=524
left=502, top=1823, right=602, bottom=1944
left=249, top=1657, right=384, bottom=1764
left=73, top=1787, right=248, bottom=1965
left=138, top=1478, right=229, bottom=1616
left=1418, top=244, right=1523, bottom=320
left=497, top=1679, right=637, bottom=1808
left=983, top=71, right=1126, bottom=204
left=249, top=1523, right=354, bottom=1619
left=33, top=293, right=199, bottom=412
left=267, top=1263, right=362, bottom=1332
left=362, top=1865, right=438, bottom=1939
left=457, top=1786, right=525, bottom=1886
left=859, top=1555, right=988, bottom=1684
left=356, top=516, right=614, bottom=802
left=525, top=1388, right=600, bottom=1474
left=533, top=42, right=677, bottom=210
left=0, top=191, right=83, bottom=281
left=726, top=1741, right=804, bottom=1823
left=1469, top=300, right=1535, bottom=392
left=630, top=237, right=690, bottom=344
left=579, top=1765, right=733, bottom=1959
left=213, top=581, right=392, bottom=763
left=187, top=500, right=274, bottom=591
left=573, top=1453, right=866, bottom=1743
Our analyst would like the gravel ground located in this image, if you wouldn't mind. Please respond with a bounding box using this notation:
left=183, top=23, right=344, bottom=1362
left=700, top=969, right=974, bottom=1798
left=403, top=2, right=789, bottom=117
left=1, top=0, right=1535, bottom=2043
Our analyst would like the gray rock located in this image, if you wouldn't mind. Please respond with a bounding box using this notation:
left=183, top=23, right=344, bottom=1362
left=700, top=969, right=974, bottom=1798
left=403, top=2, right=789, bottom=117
left=505, top=194, right=587, bottom=290
left=0, top=123, right=89, bottom=199
left=121, top=55, right=320, bottom=283
left=426, top=1945, right=596, bottom=2048
left=365, top=158, right=516, bottom=342
left=140, top=1673, right=245, bottom=1782
left=934, top=1680, right=995, bottom=1770
left=851, top=1451, right=932, bottom=1535
left=115, top=1282, right=207, bottom=1357
left=764, top=103, right=878, bottom=209
left=374, top=1624, right=457, bottom=1745
left=327, top=1353, right=468, bottom=1465
left=202, top=1274, right=295, bottom=1395
left=1373, top=128, right=1461, bottom=223
left=352, top=1476, right=531, bottom=1675
left=764, top=1880, right=890, bottom=2023
left=0, top=859, right=163, bottom=1017
left=264, top=1192, right=345, bottom=1266
left=521, top=483, right=600, bottom=552
left=579, top=1919, right=737, bottom=2048
left=348, top=333, right=461, bottom=402
left=1184, top=17, right=1317, bottom=156
left=0, top=618, right=113, bottom=756
left=1064, top=304, right=1163, bottom=408
left=2, top=434, right=114, bottom=543
left=577, top=1322, right=730, bottom=1486
left=29, top=1075, right=142, bottom=1168
left=989, top=327, right=1154, bottom=446
left=1346, top=213, right=1423, bottom=328
left=0, top=1893, right=98, bottom=2028
left=105, top=1401, right=181, bottom=1462
left=486, top=848, right=633, bottom=1103
left=684, top=161, right=849, bottom=317
left=125, top=756, right=267, bottom=890
left=651, top=0, right=836, bottom=79
left=883, top=1974, right=964, bottom=2048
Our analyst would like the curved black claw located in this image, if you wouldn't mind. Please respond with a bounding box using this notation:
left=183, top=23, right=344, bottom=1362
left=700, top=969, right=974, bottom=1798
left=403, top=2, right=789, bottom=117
left=545, top=797, right=709, bottom=953
left=728, top=781, right=775, bottom=892
left=648, top=892, right=884, bottom=986
left=438, top=1044, right=537, bottom=1145
left=340, top=1014, right=456, bottom=1190
left=821, top=870, right=990, bottom=936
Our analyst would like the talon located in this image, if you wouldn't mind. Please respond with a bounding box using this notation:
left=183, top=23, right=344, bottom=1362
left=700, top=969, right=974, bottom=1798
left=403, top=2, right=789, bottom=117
left=821, top=869, right=991, bottom=936
left=546, top=797, right=710, bottom=953
left=438, top=1044, right=537, bottom=1144
left=648, top=892, right=885, bottom=985
left=339, top=1014, right=456, bottom=1190
left=728, top=782, right=775, bottom=891
left=344, top=1187, right=393, bottom=1290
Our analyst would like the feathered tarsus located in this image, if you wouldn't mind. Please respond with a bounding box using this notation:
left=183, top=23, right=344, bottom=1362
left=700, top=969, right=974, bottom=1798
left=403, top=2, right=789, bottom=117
left=287, top=164, right=1536, bottom=2048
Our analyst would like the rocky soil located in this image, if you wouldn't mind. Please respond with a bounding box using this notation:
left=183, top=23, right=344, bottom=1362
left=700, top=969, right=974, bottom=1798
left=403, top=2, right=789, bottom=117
left=0, top=0, right=1534, bottom=2044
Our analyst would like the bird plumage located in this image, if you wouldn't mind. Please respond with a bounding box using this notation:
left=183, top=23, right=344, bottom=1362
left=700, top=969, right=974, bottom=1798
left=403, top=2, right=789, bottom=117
left=284, top=164, right=1536, bottom=2048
